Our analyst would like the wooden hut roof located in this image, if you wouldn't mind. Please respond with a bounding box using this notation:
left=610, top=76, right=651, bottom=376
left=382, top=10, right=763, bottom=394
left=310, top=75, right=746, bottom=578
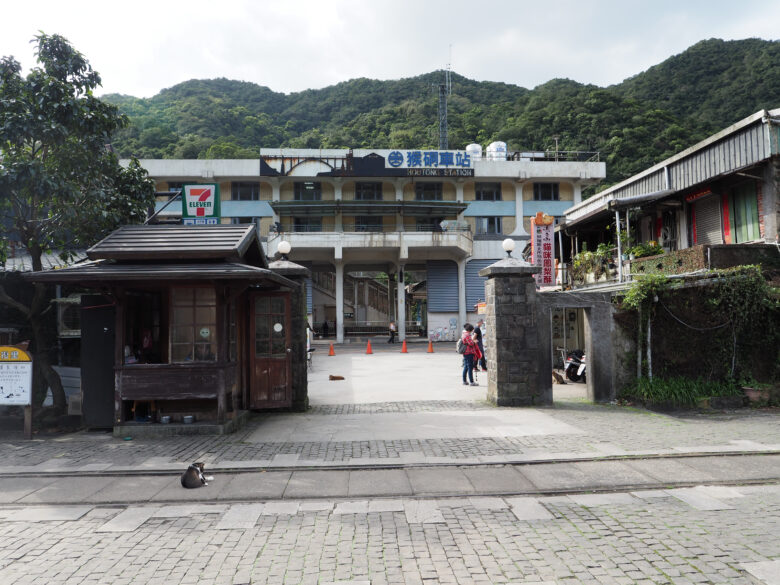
left=87, top=225, right=267, bottom=268
left=26, top=261, right=295, bottom=288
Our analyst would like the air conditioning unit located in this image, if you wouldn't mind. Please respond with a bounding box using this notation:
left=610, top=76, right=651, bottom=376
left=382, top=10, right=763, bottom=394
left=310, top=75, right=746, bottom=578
left=55, top=294, right=83, bottom=338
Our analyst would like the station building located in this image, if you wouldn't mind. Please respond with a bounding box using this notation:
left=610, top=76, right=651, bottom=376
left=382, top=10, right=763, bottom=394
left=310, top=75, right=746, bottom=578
left=131, top=146, right=605, bottom=342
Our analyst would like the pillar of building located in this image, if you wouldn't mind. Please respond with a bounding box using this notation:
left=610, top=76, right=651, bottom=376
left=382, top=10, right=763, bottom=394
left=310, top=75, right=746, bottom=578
left=397, top=262, right=406, bottom=341
left=394, top=180, right=404, bottom=231
left=510, top=181, right=529, bottom=236
left=271, top=179, right=281, bottom=224
left=573, top=181, right=583, bottom=205
left=353, top=279, right=359, bottom=324
left=479, top=257, right=548, bottom=406
left=334, top=180, right=343, bottom=232
left=457, top=259, right=467, bottom=332
left=335, top=260, right=344, bottom=343
left=387, top=271, right=395, bottom=321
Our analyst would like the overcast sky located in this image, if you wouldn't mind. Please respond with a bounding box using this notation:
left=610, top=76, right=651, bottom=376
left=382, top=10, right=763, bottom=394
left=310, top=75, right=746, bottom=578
left=2, top=0, right=778, bottom=98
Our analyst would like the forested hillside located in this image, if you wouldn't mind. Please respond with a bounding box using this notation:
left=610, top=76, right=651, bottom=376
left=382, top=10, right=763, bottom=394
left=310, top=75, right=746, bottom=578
left=105, top=38, right=780, bottom=188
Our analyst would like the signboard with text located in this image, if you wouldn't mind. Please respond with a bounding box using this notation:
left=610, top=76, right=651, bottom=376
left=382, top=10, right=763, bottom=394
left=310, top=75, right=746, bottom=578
left=531, top=213, right=555, bottom=286
left=0, top=346, right=33, bottom=406
left=182, top=184, right=220, bottom=221
left=385, top=150, right=474, bottom=177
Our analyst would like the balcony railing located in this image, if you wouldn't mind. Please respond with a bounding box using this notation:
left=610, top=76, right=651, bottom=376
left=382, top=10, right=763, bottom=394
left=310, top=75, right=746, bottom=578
left=508, top=150, right=601, bottom=162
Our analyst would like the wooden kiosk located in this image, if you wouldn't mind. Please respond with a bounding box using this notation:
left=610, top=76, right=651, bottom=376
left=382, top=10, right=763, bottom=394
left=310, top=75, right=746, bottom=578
left=29, top=225, right=309, bottom=432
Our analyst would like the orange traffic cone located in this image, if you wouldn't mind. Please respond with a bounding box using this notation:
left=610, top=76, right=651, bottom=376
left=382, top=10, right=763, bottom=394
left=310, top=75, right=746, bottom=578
left=427, top=340, right=434, bottom=353
left=401, top=340, right=408, bottom=353
left=366, top=340, right=373, bottom=354
left=328, top=344, right=335, bottom=356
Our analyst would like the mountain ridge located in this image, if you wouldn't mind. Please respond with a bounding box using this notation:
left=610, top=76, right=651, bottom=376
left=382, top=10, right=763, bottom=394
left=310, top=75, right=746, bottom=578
left=104, top=38, right=780, bottom=188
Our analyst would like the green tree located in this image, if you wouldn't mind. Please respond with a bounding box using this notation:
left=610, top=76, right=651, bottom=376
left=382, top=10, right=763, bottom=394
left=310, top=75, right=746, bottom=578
left=0, top=34, right=156, bottom=413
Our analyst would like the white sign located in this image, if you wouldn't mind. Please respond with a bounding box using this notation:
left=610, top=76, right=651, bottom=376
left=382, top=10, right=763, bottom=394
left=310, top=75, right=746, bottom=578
left=182, top=184, right=220, bottom=219
left=0, top=347, right=33, bottom=406
left=532, top=214, right=555, bottom=286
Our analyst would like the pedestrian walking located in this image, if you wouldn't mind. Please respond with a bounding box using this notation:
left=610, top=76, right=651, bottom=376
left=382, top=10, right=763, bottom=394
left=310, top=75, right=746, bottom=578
left=322, top=320, right=329, bottom=338
left=474, top=318, right=487, bottom=371
left=460, top=323, right=481, bottom=386
left=388, top=320, right=396, bottom=343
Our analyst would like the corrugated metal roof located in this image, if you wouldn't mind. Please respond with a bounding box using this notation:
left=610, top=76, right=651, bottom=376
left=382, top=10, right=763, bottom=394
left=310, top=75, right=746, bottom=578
left=25, top=260, right=294, bottom=287
left=87, top=224, right=266, bottom=266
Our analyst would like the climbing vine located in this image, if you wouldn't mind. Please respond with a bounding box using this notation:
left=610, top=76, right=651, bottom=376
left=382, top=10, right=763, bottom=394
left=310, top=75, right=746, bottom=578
left=616, top=265, right=779, bottom=385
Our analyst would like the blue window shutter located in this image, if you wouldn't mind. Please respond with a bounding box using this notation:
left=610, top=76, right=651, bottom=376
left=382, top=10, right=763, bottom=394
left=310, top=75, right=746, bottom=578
left=466, top=260, right=496, bottom=309
left=426, top=260, right=458, bottom=312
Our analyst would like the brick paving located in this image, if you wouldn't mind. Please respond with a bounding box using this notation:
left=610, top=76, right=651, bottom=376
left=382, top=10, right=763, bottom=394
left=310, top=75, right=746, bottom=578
left=0, top=486, right=778, bottom=584
left=1, top=400, right=779, bottom=468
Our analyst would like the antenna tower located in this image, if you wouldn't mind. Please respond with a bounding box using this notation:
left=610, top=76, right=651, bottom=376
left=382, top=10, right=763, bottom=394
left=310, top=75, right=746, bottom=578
left=438, top=49, right=452, bottom=150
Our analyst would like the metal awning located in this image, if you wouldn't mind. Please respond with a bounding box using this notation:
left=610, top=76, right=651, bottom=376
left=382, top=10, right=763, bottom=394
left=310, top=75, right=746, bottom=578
left=607, top=189, right=675, bottom=211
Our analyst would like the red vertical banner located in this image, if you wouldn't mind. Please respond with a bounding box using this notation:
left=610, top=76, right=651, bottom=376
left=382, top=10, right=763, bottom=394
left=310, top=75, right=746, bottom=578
left=531, top=212, right=555, bottom=286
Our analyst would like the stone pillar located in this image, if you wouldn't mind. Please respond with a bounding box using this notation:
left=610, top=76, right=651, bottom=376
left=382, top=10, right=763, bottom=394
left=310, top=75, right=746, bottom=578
left=479, top=258, right=549, bottom=406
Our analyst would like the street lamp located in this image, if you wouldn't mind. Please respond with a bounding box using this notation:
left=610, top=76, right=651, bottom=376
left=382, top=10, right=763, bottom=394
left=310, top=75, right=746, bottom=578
left=278, top=240, right=291, bottom=260
left=502, top=238, right=515, bottom=258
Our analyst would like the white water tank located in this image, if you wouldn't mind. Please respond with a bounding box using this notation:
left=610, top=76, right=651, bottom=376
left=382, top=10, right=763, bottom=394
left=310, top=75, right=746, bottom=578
left=486, top=141, right=507, bottom=161
left=465, top=143, right=482, bottom=161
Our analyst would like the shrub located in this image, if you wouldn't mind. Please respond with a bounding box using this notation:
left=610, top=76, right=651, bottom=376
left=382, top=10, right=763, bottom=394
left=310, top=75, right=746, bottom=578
left=618, top=376, right=742, bottom=407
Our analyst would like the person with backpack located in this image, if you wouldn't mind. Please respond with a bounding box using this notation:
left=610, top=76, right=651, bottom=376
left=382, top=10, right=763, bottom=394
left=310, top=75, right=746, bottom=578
left=458, top=323, right=481, bottom=386
left=473, top=318, right=487, bottom=372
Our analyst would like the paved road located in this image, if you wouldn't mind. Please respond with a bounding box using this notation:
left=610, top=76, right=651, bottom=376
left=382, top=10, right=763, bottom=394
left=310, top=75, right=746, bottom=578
left=0, top=348, right=778, bottom=584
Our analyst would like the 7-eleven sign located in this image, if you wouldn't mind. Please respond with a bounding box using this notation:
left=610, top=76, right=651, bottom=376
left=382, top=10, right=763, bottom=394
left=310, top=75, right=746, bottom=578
left=182, top=184, right=220, bottom=219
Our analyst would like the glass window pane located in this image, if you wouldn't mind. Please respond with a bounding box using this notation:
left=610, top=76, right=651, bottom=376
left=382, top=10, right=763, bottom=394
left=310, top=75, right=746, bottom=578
left=172, top=307, right=193, bottom=326
left=171, top=326, right=194, bottom=343
left=172, top=288, right=194, bottom=306
left=171, top=344, right=191, bottom=363
left=255, top=297, right=269, bottom=314
left=193, top=343, right=216, bottom=361
left=195, top=288, right=216, bottom=305
left=271, top=321, right=286, bottom=356
left=196, top=325, right=214, bottom=343
left=195, top=307, right=216, bottom=325
left=270, top=297, right=285, bottom=314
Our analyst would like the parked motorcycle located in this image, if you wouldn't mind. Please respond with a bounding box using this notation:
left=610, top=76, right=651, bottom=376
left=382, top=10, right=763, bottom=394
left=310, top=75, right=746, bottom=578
left=564, top=349, right=587, bottom=383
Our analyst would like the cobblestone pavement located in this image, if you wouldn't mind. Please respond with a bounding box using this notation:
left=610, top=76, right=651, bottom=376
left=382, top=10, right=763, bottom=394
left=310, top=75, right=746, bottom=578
left=1, top=484, right=778, bottom=584
left=1, top=400, right=779, bottom=468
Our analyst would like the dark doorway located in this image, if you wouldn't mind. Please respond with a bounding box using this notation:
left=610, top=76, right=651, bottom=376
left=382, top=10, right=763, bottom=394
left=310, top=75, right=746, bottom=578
left=80, top=295, right=116, bottom=427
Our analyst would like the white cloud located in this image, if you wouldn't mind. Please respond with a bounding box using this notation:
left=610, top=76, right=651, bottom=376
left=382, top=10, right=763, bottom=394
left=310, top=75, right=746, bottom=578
left=1, top=0, right=776, bottom=97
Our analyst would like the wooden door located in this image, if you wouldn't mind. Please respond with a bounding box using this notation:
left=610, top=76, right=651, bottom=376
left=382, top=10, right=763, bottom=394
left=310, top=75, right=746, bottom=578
left=249, top=292, right=292, bottom=409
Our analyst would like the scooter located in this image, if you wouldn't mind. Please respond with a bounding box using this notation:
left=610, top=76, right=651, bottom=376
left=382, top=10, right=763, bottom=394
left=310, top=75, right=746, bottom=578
left=564, top=349, right=587, bottom=383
